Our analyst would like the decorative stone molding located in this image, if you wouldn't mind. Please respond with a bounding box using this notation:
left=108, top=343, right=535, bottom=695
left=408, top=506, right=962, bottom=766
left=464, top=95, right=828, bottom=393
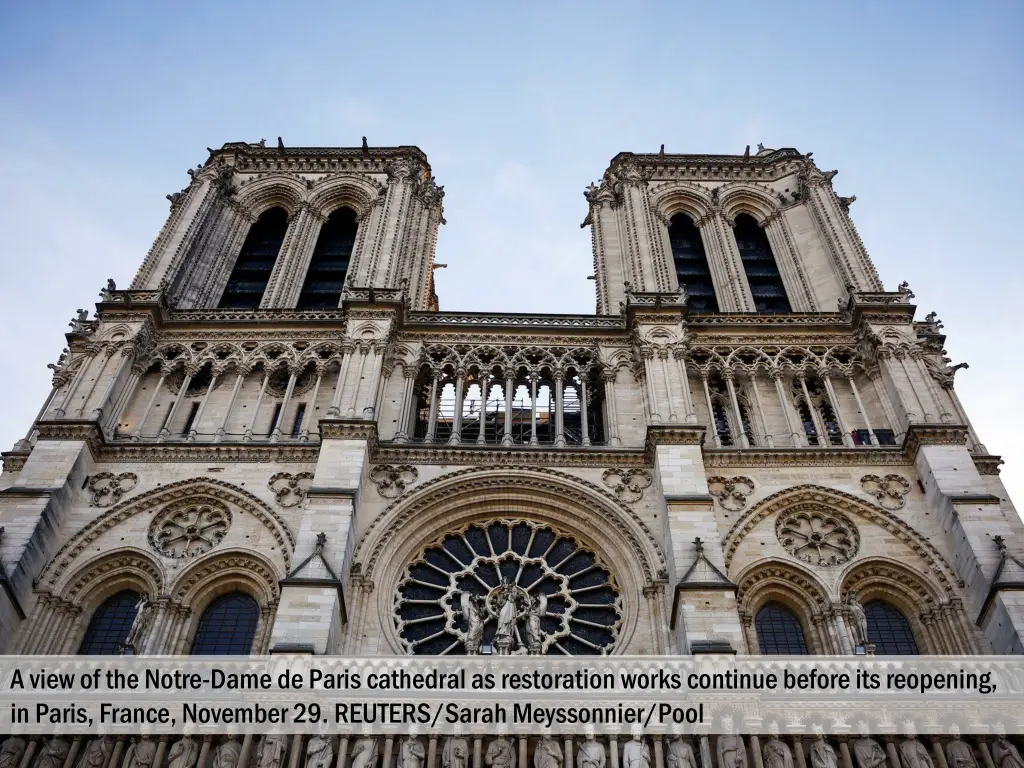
left=776, top=508, right=859, bottom=567
left=268, top=472, right=314, bottom=507
left=707, top=476, right=755, bottom=512
left=368, top=465, right=419, bottom=499
left=148, top=499, right=232, bottom=559
left=86, top=472, right=139, bottom=507
left=860, top=474, right=911, bottom=510
left=601, top=468, right=652, bottom=502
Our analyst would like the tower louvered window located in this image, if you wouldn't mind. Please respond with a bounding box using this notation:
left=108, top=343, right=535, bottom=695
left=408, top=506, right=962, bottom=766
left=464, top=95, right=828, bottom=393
left=668, top=214, right=718, bottom=312
left=298, top=207, right=357, bottom=309
left=734, top=214, right=791, bottom=313
left=219, top=208, right=288, bottom=308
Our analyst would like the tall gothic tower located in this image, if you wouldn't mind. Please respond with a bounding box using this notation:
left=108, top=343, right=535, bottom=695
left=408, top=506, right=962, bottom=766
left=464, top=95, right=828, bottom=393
left=2, top=140, right=1022, bottom=668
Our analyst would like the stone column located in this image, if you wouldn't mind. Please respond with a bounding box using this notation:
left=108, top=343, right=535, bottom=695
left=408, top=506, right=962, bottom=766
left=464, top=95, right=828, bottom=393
left=478, top=374, right=491, bottom=444
left=976, top=741, right=995, bottom=768
left=54, top=350, right=94, bottom=417
left=188, top=371, right=219, bottom=441
left=839, top=741, right=855, bottom=768
left=675, top=351, right=696, bottom=423
left=602, top=370, right=621, bottom=445
left=748, top=372, right=773, bottom=447
left=216, top=370, right=246, bottom=442
left=659, top=351, right=677, bottom=422
left=846, top=373, right=878, bottom=445
left=473, top=738, right=482, bottom=768
left=885, top=739, right=902, bottom=768
left=382, top=738, right=394, bottom=768
left=77, top=345, right=119, bottom=418
left=237, top=737, right=254, bottom=768
left=554, top=371, right=566, bottom=447
left=564, top=737, right=574, bottom=768
left=449, top=370, right=466, bottom=444
left=243, top=372, right=270, bottom=441
left=700, top=373, right=721, bottom=448
left=362, top=345, right=385, bottom=419
left=61, top=738, right=82, bottom=768
left=158, top=369, right=193, bottom=439
left=654, top=737, right=665, bottom=768
left=930, top=741, right=948, bottom=768
left=335, top=738, right=350, bottom=768
left=771, top=369, right=803, bottom=447
left=793, top=738, right=807, bottom=768
left=821, top=371, right=854, bottom=447
left=518, top=738, right=528, bottom=768
left=153, top=738, right=169, bottom=768
left=344, top=345, right=369, bottom=417
left=427, top=738, right=438, bottom=768
left=580, top=375, right=591, bottom=446
left=610, top=737, right=620, bottom=768
left=502, top=371, right=515, bottom=445
left=133, top=371, right=167, bottom=440
left=395, top=365, right=417, bottom=442
left=896, top=350, right=930, bottom=421
left=529, top=375, right=539, bottom=446
left=301, top=368, right=325, bottom=440
left=642, top=350, right=661, bottom=422
left=288, top=736, right=304, bottom=768
left=328, top=347, right=353, bottom=417
left=196, top=739, right=212, bottom=768
left=270, top=368, right=298, bottom=441
left=424, top=373, right=440, bottom=443
left=797, top=373, right=827, bottom=446
left=106, top=363, right=144, bottom=435
left=724, top=369, right=749, bottom=448
left=750, top=736, right=764, bottom=768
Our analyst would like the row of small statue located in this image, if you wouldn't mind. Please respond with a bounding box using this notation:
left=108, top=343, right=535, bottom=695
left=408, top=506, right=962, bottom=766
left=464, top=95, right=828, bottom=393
left=1, top=728, right=1022, bottom=768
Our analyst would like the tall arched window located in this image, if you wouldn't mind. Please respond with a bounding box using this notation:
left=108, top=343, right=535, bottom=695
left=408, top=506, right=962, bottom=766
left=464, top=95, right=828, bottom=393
left=190, top=593, right=259, bottom=655
left=668, top=214, right=718, bottom=312
left=865, top=600, right=919, bottom=655
left=297, top=207, right=358, bottom=309
left=78, top=590, right=140, bottom=654
left=756, top=602, right=809, bottom=654
left=733, top=214, right=791, bottom=313
left=219, top=207, right=289, bottom=309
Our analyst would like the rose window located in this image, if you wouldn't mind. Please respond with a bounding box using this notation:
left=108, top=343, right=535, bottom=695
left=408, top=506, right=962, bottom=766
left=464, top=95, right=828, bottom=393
left=394, top=519, right=622, bottom=655
left=148, top=500, right=231, bottom=559
left=776, top=508, right=859, bottom=567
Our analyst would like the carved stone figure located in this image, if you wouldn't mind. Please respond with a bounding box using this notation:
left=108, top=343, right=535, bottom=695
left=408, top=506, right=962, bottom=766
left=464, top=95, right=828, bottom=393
left=461, top=593, right=485, bottom=655
left=350, top=737, right=379, bottom=768
left=0, top=737, right=26, bottom=768
left=577, top=728, right=606, bottom=768
left=810, top=734, right=838, bottom=768
left=213, top=738, right=241, bottom=768
left=257, top=735, right=288, bottom=768
left=899, top=738, right=934, bottom=768
left=398, top=734, right=425, bottom=768
left=124, top=594, right=153, bottom=650
left=167, top=734, right=199, bottom=768
left=945, top=728, right=976, bottom=768
left=623, top=729, right=651, bottom=768
left=305, top=730, right=333, bottom=768
left=667, top=736, right=697, bottom=768
left=846, top=591, right=869, bottom=648
left=852, top=736, right=886, bottom=768
left=763, top=725, right=793, bottom=768
left=526, top=594, right=548, bottom=654
left=36, top=737, right=69, bottom=768
left=78, top=736, right=113, bottom=768
left=443, top=733, right=469, bottom=768
left=535, top=735, right=563, bottom=768
left=990, top=738, right=1024, bottom=768
left=493, top=579, right=522, bottom=654
left=486, top=736, right=516, bottom=768
left=718, top=734, right=747, bottom=768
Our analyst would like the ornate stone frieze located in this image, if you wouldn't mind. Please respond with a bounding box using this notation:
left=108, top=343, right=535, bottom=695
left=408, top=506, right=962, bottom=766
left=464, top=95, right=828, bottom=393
left=860, top=474, right=911, bottom=510
left=703, top=447, right=908, bottom=468
left=148, top=498, right=232, bottom=559
left=268, top=472, right=314, bottom=507
left=602, top=468, right=653, bottom=503
left=86, top=472, right=139, bottom=507
left=374, top=442, right=648, bottom=469
left=776, top=508, right=859, bottom=567
left=707, top=476, right=755, bottom=512
left=368, top=465, right=419, bottom=499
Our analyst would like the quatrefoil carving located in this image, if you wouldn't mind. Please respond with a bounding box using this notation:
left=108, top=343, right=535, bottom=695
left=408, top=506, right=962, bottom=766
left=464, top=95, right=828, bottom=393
left=707, top=476, right=755, bottom=512
left=861, top=474, right=911, bottom=510
left=268, top=472, right=315, bottom=508
left=369, top=465, right=419, bottom=499
left=602, top=468, right=653, bottom=503
left=87, top=472, right=138, bottom=507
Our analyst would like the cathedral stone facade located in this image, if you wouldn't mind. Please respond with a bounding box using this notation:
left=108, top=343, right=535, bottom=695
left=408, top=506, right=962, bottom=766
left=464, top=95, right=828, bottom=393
left=1, top=140, right=1023, bottom=768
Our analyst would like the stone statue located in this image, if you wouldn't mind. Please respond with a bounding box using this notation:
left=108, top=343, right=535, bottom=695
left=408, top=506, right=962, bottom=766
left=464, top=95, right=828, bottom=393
left=526, top=594, right=548, bottom=654
left=350, top=735, right=379, bottom=768
left=899, top=736, right=934, bottom=768
left=810, top=732, right=838, bottom=768
left=78, top=736, right=113, bottom=768
left=577, top=727, right=606, bottom=768
left=718, top=725, right=747, bottom=768
left=763, top=724, right=793, bottom=768
left=398, top=729, right=425, bottom=768
left=991, top=733, right=1024, bottom=768
left=945, top=727, right=976, bottom=768
left=486, top=731, right=516, bottom=768
left=167, top=733, right=199, bottom=768
left=213, top=738, right=241, bottom=768
left=0, top=736, right=26, bottom=768
left=257, top=735, right=288, bottom=768
left=461, top=593, right=486, bottom=655
left=852, top=726, right=886, bottom=768
left=35, top=737, right=69, bottom=768
left=622, top=727, right=651, bottom=768
left=123, top=734, right=157, bottom=768
left=443, top=729, right=470, bottom=768
left=846, top=591, right=869, bottom=648
left=667, top=731, right=697, bottom=768
left=535, top=734, right=563, bottom=768
left=305, top=727, right=333, bottom=768
left=125, top=594, right=153, bottom=650
left=493, top=579, right=522, bottom=654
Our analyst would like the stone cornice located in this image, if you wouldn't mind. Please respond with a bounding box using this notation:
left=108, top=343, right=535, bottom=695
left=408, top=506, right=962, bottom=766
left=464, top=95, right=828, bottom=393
left=704, top=447, right=908, bottom=468
left=0, top=451, right=30, bottom=473
left=405, top=311, right=627, bottom=330
left=318, top=419, right=378, bottom=442
left=903, top=423, right=969, bottom=461
left=374, top=441, right=648, bottom=468
left=972, top=454, right=1004, bottom=475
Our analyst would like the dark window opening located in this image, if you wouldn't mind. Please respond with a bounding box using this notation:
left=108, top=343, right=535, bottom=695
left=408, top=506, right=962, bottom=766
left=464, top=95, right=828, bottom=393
left=865, top=600, right=919, bottom=654
left=756, top=602, right=808, bottom=654
left=875, top=429, right=897, bottom=446
left=181, top=402, right=200, bottom=436
left=190, top=593, right=259, bottom=655
left=668, top=214, right=718, bottom=312
left=79, top=590, right=140, bottom=655
left=268, top=403, right=282, bottom=436
left=796, top=401, right=819, bottom=446
left=712, top=401, right=733, bottom=446
left=734, top=214, right=791, bottom=313
left=297, top=207, right=357, bottom=309
left=219, top=208, right=288, bottom=309
left=291, top=403, right=307, bottom=438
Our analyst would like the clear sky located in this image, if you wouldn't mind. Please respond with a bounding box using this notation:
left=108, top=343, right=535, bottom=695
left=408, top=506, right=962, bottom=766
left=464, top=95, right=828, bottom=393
left=1, top=1, right=1021, bottom=506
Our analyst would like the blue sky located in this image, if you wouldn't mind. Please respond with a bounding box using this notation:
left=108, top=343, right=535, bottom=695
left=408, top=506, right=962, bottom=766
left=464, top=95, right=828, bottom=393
left=1, top=1, right=1022, bottom=505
